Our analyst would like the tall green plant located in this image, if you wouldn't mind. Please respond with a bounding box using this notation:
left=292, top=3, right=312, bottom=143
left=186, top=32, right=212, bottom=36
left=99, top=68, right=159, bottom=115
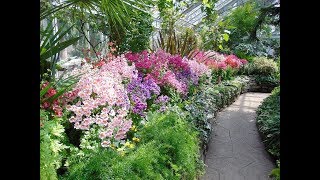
left=40, top=22, right=80, bottom=80
left=224, top=1, right=260, bottom=44
left=152, top=27, right=198, bottom=57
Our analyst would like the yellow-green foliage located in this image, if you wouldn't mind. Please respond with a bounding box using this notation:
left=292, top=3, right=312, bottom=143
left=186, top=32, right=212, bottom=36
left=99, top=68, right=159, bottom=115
left=40, top=110, right=68, bottom=180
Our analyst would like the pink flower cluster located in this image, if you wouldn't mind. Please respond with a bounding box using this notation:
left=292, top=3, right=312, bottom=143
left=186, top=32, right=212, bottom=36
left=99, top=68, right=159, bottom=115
left=99, top=55, right=138, bottom=81
left=186, top=59, right=212, bottom=78
left=66, top=58, right=137, bottom=147
left=191, top=50, right=247, bottom=70
left=125, top=49, right=192, bottom=94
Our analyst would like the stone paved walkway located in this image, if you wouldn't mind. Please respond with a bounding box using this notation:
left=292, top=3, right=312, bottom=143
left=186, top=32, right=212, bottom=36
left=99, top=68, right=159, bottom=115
left=202, top=93, right=275, bottom=180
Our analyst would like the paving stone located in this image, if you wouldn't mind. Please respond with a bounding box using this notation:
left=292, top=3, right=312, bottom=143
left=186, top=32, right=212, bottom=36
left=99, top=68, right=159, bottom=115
left=211, top=125, right=231, bottom=143
left=202, top=167, right=220, bottom=180
left=207, top=139, right=233, bottom=158
left=240, top=162, right=274, bottom=180
left=202, top=93, right=275, bottom=180
left=205, top=157, right=233, bottom=170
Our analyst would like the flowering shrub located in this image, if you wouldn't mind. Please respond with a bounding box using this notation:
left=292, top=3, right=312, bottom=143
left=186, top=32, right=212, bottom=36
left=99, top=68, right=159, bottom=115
left=186, top=59, right=212, bottom=79
left=191, top=50, right=247, bottom=70
left=127, top=76, right=160, bottom=116
left=125, top=49, right=195, bottom=94
left=66, top=57, right=137, bottom=147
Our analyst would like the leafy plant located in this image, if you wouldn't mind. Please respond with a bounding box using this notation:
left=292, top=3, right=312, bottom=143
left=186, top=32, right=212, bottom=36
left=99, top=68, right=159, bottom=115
left=254, top=74, right=279, bottom=87
left=198, top=19, right=232, bottom=53
left=270, top=160, right=280, bottom=180
left=153, top=27, right=198, bottom=57
left=40, top=21, right=81, bottom=80
left=40, top=110, right=69, bottom=180
left=117, top=10, right=153, bottom=53
left=244, top=56, right=278, bottom=76
left=256, top=86, right=280, bottom=159
left=223, top=0, right=260, bottom=44
left=63, top=108, right=203, bottom=179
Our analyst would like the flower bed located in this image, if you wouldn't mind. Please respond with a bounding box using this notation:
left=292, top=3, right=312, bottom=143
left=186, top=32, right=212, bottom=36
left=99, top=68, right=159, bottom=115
left=40, top=49, right=252, bottom=179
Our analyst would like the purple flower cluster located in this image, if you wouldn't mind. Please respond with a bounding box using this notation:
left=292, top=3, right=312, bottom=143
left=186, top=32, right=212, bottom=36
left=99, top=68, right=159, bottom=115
left=127, top=77, right=160, bottom=116
left=155, top=95, right=170, bottom=112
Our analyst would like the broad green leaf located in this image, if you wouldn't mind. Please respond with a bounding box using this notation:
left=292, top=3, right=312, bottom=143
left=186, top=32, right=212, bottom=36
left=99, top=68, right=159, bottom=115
left=218, top=45, right=224, bottom=50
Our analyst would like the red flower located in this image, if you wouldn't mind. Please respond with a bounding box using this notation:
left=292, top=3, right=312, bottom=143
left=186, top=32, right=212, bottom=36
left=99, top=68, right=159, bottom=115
left=47, top=88, right=57, bottom=97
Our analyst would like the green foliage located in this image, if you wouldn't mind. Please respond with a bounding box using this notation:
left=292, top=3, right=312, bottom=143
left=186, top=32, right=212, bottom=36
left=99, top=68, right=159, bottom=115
left=40, top=110, right=69, bottom=180
left=270, top=160, right=280, bottom=180
left=270, top=168, right=280, bottom=180
left=40, top=21, right=81, bottom=80
left=63, top=109, right=203, bottom=179
left=224, top=1, right=260, bottom=44
left=141, top=109, right=202, bottom=179
left=223, top=0, right=280, bottom=59
left=244, top=57, right=278, bottom=76
left=254, top=75, right=279, bottom=87
left=118, top=11, right=153, bottom=53
left=198, top=19, right=232, bottom=52
left=256, top=86, right=280, bottom=159
left=153, top=26, right=198, bottom=57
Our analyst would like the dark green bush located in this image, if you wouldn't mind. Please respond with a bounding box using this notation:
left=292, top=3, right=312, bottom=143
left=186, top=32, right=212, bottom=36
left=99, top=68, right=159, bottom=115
left=254, top=75, right=279, bottom=87
left=256, top=86, right=280, bottom=159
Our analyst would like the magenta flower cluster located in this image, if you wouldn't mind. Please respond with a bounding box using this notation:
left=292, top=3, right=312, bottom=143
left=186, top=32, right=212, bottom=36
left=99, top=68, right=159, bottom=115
left=125, top=49, right=201, bottom=94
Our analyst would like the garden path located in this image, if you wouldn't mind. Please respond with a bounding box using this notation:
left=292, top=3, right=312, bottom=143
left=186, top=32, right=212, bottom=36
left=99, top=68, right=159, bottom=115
left=202, top=92, right=275, bottom=180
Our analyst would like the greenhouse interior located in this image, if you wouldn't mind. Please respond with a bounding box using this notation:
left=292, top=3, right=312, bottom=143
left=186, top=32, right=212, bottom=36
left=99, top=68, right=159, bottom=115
left=40, top=0, right=280, bottom=179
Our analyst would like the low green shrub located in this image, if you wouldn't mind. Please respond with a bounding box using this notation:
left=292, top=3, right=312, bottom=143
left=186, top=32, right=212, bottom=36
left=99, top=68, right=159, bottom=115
left=63, top=109, right=203, bottom=179
left=254, top=75, right=279, bottom=87
left=40, top=110, right=69, bottom=180
left=256, top=86, right=280, bottom=159
left=248, top=57, right=279, bottom=75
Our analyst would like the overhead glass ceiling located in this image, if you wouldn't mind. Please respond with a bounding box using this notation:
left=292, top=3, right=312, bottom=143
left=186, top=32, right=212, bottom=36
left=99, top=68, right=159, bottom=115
left=152, top=0, right=279, bottom=29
